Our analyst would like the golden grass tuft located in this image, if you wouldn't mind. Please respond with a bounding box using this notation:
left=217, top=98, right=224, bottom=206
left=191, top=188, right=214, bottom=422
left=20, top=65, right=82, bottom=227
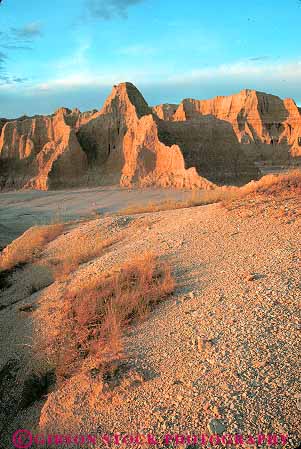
left=219, top=169, right=301, bottom=208
left=118, top=200, right=183, bottom=215
left=117, top=190, right=236, bottom=215
left=117, top=170, right=301, bottom=215
left=0, top=224, right=64, bottom=271
left=241, top=169, right=301, bottom=196
left=45, top=253, right=175, bottom=381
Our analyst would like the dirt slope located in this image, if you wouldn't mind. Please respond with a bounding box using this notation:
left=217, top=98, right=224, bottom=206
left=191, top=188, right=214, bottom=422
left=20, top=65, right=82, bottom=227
left=0, top=191, right=300, bottom=448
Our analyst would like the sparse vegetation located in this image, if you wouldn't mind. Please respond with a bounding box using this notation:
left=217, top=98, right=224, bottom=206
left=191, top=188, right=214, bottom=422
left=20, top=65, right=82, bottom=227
left=117, top=170, right=301, bottom=215
left=241, top=169, right=301, bottom=196
left=0, top=224, right=64, bottom=271
left=50, top=235, right=119, bottom=280
left=118, top=199, right=189, bottom=215
left=43, top=253, right=175, bottom=382
left=220, top=169, right=301, bottom=210
left=116, top=189, right=236, bottom=215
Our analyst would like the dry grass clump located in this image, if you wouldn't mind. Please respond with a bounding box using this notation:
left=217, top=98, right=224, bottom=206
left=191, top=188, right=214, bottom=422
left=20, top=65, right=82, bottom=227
left=0, top=224, right=64, bottom=271
left=241, top=169, right=301, bottom=196
left=51, top=235, right=118, bottom=280
left=220, top=169, right=301, bottom=208
left=117, top=187, right=243, bottom=216
left=117, top=189, right=239, bottom=215
left=47, top=253, right=175, bottom=381
left=119, top=200, right=185, bottom=215
left=117, top=170, right=301, bottom=215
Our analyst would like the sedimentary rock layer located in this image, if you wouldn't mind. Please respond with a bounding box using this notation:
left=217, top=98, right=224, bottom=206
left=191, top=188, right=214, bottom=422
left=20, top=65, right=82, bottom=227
left=169, top=89, right=301, bottom=158
left=0, top=109, right=88, bottom=190
left=6, top=83, right=296, bottom=190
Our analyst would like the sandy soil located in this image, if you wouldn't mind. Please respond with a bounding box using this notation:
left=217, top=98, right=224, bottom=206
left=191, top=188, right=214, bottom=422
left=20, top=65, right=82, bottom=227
left=0, top=191, right=300, bottom=449
left=0, top=186, right=191, bottom=249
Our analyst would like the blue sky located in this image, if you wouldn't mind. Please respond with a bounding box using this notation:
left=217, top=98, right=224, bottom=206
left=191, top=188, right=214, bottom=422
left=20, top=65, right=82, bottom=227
left=1, top=0, right=301, bottom=117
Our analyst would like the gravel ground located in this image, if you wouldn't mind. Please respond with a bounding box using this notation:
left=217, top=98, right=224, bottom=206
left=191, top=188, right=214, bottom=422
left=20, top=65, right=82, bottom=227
left=0, top=186, right=190, bottom=249
left=0, top=193, right=300, bottom=449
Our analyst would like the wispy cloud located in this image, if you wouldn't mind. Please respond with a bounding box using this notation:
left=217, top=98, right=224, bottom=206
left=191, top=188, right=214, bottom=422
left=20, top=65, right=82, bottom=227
left=0, top=22, right=43, bottom=85
left=0, top=21, right=42, bottom=53
left=1, top=44, right=33, bottom=51
left=0, top=51, right=8, bottom=81
left=119, top=44, right=156, bottom=56
left=54, top=41, right=91, bottom=71
left=84, top=0, right=144, bottom=20
left=26, top=58, right=301, bottom=96
left=34, top=66, right=159, bottom=92
left=10, top=22, right=42, bottom=40
left=2, top=58, right=301, bottom=117
left=36, top=73, right=125, bottom=91
left=19, top=58, right=299, bottom=91
left=167, top=59, right=301, bottom=84
left=248, top=56, right=270, bottom=62
left=0, top=51, right=7, bottom=64
left=12, top=77, right=28, bottom=83
left=0, top=22, right=42, bottom=55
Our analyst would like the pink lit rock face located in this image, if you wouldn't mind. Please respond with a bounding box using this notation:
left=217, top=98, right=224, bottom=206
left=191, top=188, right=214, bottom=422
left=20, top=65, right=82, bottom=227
left=0, top=83, right=220, bottom=190
left=77, top=83, right=216, bottom=189
left=0, top=109, right=90, bottom=190
left=170, top=89, right=301, bottom=158
left=152, top=104, right=178, bottom=121
left=2, top=83, right=300, bottom=191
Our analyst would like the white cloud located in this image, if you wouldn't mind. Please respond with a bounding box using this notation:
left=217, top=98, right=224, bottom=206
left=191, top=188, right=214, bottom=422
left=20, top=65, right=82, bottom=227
left=34, top=66, right=164, bottom=92
left=54, top=41, right=91, bottom=71
left=11, top=22, right=43, bottom=39
left=1, top=58, right=301, bottom=117
left=84, top=0, right=144, bottom=20
left=37, top=73, right=109, bottom=91
left=167, top=59, right=301, bottom=84
left=118, top=44, right=156, bottom=56
left=32, top=58, right=301, bottom=93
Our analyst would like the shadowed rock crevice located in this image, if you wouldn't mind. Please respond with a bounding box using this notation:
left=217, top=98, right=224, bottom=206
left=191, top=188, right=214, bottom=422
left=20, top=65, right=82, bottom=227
left=156, top=116, right=258, bottom=184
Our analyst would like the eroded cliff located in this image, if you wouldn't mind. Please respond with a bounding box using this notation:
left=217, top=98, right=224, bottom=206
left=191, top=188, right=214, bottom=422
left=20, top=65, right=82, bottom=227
left=3, top=83, right=286, bottom=191
left=0, top=109, right=88, bottom=190
left=170, top=89, right=301, bottom=160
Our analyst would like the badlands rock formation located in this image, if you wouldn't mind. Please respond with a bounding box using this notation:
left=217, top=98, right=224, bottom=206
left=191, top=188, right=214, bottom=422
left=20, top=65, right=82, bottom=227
left=0, top=83, right=220, bottom=190
left=0, top=109, right=89, bottom=190
left=152, top=103, right=178, bottom=121
left=8, top=83, right=301, bottom=191
left=0, top=118, right=8, bottom=134
left=78, top=83, right=219, bottom=188
left=156, top=116, right=255, bottom=183
left=169, top=89, right=301, bottom=159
